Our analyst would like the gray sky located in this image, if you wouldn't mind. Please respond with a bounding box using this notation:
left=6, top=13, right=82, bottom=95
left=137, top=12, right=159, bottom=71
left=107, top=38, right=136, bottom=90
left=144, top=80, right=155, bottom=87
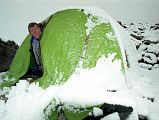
left=0, top=0, right=159, bottom=45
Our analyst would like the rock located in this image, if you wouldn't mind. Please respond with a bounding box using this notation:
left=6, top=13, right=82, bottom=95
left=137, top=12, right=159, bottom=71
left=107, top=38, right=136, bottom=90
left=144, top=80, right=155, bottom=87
left=142, top=40, right=158, bottom=45
left=0, top=38, right=19, bottom=72
left=133, top=31, right=138, bottom=33
left=83, top=103, right=133, bottom=120
left=138, top=28, right=145, bottom=31
left=117, top=21, right=127, bottom=28
left=0, top=94, right=8, bottom=102
left=130, top=34, right=144, bottom=40
left=150, top=24, right=159, bottom=30
left=136, top=44, right=141, bottom=50
left=138, top=115, right=148, bottom=120
left=130, top=23, right=134, bottom=25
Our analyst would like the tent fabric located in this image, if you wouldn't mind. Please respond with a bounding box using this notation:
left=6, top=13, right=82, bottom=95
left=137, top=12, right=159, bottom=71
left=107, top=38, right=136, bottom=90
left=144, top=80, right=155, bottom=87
left=0, top=9, right=126, bottom=120
left=63, top=109, right=91, bottom=120
left=38, top=9, right=87, bottom=87
left=83, top=23, right=123, bottom=69
left=46, top=109, right=91, bottom=120
left=0, top=35, right=31, bottom=87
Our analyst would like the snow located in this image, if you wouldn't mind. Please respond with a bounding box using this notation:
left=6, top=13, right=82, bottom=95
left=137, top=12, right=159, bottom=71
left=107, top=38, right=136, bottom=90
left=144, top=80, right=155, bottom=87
left=0, top=72, right=16, bottom=84
left=0, top=55, right=132, bottom=120
left=0, top=54, right=133, bottom=120
left=0, top=72, right=6, bottom=82
left=101, top=112, right=120, bottom=120
left=137, top=44, right=147, bottom=51
left=84, top=9, right=109, bottom=36
left=1, top=81, right=45, bottom=120
left=0, top=7, right=159, bottom=120
left=123, top=21, right=159, bottom=120
left=92, top=107, right=103, bottom=117
left=147, top=44, right=159, bottom=53
left=143, top=53, right=157, bottom=64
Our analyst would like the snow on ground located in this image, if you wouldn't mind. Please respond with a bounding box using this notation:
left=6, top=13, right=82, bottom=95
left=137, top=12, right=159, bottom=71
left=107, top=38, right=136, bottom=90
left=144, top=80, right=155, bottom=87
left=0, top=55, right=133, bottom=120
left=121, top=22, right=159, bottom=120
left=92, top=107, right=103, bottom=117
left=101, top=112, right=120, bottom=120
left=0, top=7, right=159, bottom=120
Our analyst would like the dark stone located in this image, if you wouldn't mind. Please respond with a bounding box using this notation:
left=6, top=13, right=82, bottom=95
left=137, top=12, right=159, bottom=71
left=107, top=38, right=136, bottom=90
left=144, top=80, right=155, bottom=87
left=148, top=68, right=152, bottom=70
left=133, top=31, right=138, bottom=33
left=130, top=23, right=134, bottom=25
left=83, top=103, right=133, bottom=120
left=107, top=89, right=117, bottom=92
left=155, top=23, right=159, bottom=26
left=136, top=44, right=141, bottom=50
left=150, top=25, right=159, bottom=30
left=130, top=34, right=144, bottom=40
left=142, top=40, right=158, bottom=45
left=147, top=97, right=154, bottom=102
left=0, top=38, right=19, bottom=72
left=138, top=58, right=144, bottom=63
left=138, top=28, right=145, bottom=31
left=117, top=21, right=127, bottom=28
left=138, top=58, right=155, bottom=66
left=139, top=115, right=148, bottom=120
left=0, top=94, right=8, bottom=102
left=142, top=96, right=154, bottom=102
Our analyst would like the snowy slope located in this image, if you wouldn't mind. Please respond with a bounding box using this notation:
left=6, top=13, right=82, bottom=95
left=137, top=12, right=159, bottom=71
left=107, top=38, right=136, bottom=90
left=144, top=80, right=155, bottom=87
left=119, top=22, right=159, bottom=70
left=120, top=22, right=159, bottom=120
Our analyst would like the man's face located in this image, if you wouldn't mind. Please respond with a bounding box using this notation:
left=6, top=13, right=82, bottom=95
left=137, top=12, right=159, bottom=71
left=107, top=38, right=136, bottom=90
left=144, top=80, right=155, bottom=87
left=29, top=25, right=41, bottom=39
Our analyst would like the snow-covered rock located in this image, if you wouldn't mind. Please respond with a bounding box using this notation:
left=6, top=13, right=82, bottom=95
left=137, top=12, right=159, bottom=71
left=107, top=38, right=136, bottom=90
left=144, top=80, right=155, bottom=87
left=118, top=22, right=159, bottom=70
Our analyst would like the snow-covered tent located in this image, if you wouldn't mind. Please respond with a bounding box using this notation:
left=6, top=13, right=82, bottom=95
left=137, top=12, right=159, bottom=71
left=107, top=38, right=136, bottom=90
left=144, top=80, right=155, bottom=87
left=0, top=8, right=136, bottom=120
left=0, top=8, right=127, bottom=88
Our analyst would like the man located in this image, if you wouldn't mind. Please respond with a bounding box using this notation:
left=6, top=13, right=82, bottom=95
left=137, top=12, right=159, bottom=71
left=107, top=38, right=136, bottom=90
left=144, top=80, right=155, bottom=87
left=28, top=22, right=43, bottom=75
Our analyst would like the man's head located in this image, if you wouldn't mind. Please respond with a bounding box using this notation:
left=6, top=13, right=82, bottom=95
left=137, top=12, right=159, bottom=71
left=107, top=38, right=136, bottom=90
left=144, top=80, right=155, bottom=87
left=28, top=22, right=42, bottom=39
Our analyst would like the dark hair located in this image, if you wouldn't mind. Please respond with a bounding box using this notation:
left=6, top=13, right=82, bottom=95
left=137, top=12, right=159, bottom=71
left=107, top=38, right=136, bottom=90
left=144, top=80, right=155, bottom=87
left=37, top=23, right=43, bottom=30
left=28, top=22, right=38, bottom=32
left=28, top=22, right=44, bottom=33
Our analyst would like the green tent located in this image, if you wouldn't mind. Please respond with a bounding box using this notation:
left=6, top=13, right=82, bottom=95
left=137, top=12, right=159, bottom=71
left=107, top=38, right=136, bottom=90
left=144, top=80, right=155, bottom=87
left=0, top=9, right=125, bottom=88
left=0, top=9, right=127, bottom=119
